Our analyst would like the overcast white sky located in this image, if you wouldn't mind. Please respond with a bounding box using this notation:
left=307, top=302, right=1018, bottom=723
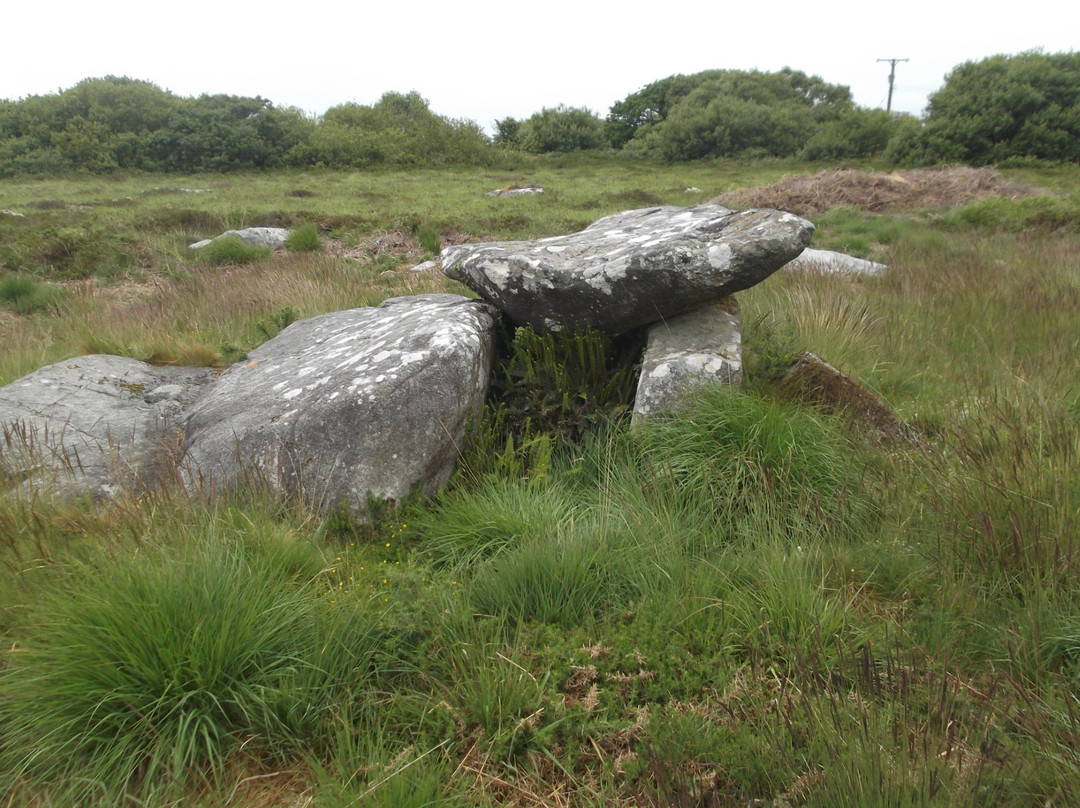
left=1, top=0, right=1075, bottom=132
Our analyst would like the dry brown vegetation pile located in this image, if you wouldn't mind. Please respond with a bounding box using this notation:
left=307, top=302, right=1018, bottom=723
left=711, top=167, right=1037, bottom=216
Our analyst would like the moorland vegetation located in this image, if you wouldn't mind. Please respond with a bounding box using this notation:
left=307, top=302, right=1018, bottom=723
left=1, top=49, right=1080, bottom=808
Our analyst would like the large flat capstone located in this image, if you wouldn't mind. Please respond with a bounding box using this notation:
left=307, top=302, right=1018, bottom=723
left=180, top=294, right=498, bottom=519
left=441, top=205, right=812, bottom=335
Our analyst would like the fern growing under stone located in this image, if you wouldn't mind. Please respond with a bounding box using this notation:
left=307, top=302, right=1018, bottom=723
left=461, top=323, right=643, bottom=480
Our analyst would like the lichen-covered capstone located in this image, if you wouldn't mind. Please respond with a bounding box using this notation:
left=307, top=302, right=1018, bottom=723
left=441, top=205, right=812, bottom=335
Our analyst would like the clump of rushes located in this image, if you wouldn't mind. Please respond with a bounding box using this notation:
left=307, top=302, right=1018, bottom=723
left=284, top=223, right=322, bottom=252
left=417, top=224, right=441, bottom=255
left=0, top=274, right=67, bottom=313
left=198, top=236, right=271, bottom=266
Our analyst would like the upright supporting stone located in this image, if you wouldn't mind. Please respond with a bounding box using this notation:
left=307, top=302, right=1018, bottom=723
left=632, top=297, right=742, bottom=426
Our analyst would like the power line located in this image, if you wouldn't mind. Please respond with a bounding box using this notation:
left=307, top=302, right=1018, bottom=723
left=877, top=58, right=909, bottom=112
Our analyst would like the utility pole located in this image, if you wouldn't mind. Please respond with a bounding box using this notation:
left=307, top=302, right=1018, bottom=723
left=877, top=58, right=909, bottom=112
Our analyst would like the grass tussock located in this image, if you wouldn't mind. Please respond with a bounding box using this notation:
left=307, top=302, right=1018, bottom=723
left=284, top=222, right=323, bottom=252
left=0, top=274, right=68, bottom=314
left=198, top=235, right=271, bottom=266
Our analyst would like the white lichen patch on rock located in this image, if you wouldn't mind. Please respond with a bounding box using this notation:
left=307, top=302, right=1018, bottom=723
left=707, top=243, right=733, bottom=268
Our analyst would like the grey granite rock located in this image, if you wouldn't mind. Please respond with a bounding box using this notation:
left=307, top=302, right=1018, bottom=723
left=180, top=294, right=498, bottom=520
left=189, top=227, right=291, bottom=251
left=0, top=355, right=214, bottom=499
left=632, top=297, right=742, bottom=425
left=441, top=205, right=812, bottom=335
left=783, top=248, right=887, bottom=276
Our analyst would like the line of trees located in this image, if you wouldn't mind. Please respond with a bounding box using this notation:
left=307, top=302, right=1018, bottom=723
left=885, top=50, right=1080, bottom=165
left=498, top=53, right=1080, bottom=166
left=0, top=79, right=490, bottom=175
left=2, top=52, right=1077, bottom=175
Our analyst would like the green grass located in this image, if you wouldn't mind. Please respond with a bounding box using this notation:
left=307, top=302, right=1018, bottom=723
left=284, top=222, right=323, bottom=252
left=198, top=234, right=271, bottom=265
left=0, top=274, right=67, bottom=313
left=416, top=223, right=441, bottom=255
left=2, top=157, right=1080, bottom=806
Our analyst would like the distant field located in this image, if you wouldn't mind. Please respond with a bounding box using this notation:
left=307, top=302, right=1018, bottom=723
left=2, top=157, right=1074, bottom=384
